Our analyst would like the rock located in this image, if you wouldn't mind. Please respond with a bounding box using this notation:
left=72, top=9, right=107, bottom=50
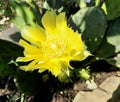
left=0, top=32, right=2, bottom=36
left=73, top=76, right=120, bottom=102
left=99, top=76, right=120, bottom=95
left=117, top=71, right=120, bottom=77
left=73, top=89, right=109, bottom=102
left=73, top=91, right=93, bottom=102
left=0, top=27, right=20, bottom=44
left=85, top=78, right=98, bottom=90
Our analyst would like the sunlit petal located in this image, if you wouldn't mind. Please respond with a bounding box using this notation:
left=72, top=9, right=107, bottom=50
left=21, top=26, right=46, bottom=46
left=42, top=10, right=56, bottom=35
left=19, top=40, right=42, bottom=55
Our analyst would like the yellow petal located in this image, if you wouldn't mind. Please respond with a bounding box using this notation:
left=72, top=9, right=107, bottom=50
left=49, top=62, right=61, bottom=76
left=16, top=56, right=34, bottom=62
left=71, top=51, right=91, bottom=61
left=56, top=12, right=70, bottom=38
left=37, top=59, right=62, bottom=76
left=42, top=10, right=56, bottom=35
left=17, top=54, right=46, bottom=62
left=38, top=68, right=47, bottom=73
left=20, top=59, right=42, bottom=71
left=69, top=30, right=84, bottom=51
left=71, top=52, right=86, bottom=61
left=20, top=40, right=42, bottom=55
left=21, top=26, right=46, bottom=46
left=56, top=12, right=67, bottom=31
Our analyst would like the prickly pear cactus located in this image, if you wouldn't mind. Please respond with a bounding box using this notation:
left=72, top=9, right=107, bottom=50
left=69, top=7, right=107, bottom=53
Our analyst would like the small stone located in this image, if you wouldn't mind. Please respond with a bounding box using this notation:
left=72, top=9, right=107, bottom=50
left=95, top=73, right=101, bottom=78
left=60, top=91, right=63, bottom=95
left=85, top=79, right=97, bottom=90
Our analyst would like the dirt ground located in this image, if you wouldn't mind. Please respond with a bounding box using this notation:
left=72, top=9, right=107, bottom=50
left=0, top=61, right=119, bottom=102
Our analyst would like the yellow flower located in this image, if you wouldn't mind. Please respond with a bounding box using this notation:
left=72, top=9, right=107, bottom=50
left=17, top=10, right=89, bottom=77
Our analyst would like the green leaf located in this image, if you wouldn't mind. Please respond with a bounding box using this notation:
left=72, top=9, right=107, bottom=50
left=0, top=39, right=23, bottom=57
left=0, top=62, right=10, bottom=76
left=0, top=10, right=4, bottom=16
left=95, top=17, right=120, bottom=58
left=15, top=69, right=42, bottom=95
left=43, top=0, right=64, bottom=12
left=69, top=7, right=107, bottom=53
left=102, top=0, right=120, bottom=20
left=9, top=0, right=42, bottom=29
left=12, top=16, right=26, bottom=30
left=0, top=56, right=17, bottom=77
left=21, top=4, right=37, bottom=27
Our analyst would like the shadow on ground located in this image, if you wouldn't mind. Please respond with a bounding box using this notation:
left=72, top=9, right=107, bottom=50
left=108, top=84, right=120, bottom=102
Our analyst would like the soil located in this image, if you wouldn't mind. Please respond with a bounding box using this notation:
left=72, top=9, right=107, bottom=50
left=51, top=72, right=118, bottom=102
left=0, top=60, right=119, bottom=102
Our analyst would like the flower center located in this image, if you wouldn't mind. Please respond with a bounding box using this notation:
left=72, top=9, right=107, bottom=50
left=51, top=43, right=56, bottom=49
left=42, top=37, right=68, bottom=58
